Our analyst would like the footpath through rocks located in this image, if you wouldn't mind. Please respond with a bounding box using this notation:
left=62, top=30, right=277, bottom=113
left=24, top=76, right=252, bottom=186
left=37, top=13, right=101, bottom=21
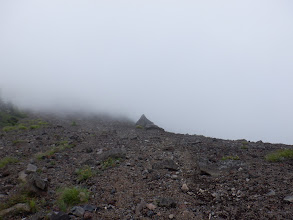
left=0, top=113, right=292, bottom=219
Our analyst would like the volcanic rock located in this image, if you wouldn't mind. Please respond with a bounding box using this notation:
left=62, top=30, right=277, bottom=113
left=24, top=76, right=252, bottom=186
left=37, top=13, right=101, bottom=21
left=136, top=114, right=163, bottom=130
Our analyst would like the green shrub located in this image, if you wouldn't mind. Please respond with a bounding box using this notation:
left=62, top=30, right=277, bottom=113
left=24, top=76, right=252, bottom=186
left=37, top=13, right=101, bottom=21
left=222, top=155, right=240, bottom=161
left=35, top=141, right=74, bottom=160
left=0, top=157, right=18, bottom=168
left=241, top=145, right=248, bottom=149
left=57, top=187, right=89, bottom=211
left=136, top=125, right=143, bottom=129
left=12, top=140, right=26, bottom=145
left=2, top=126, right=17, bottom=132
left=0, top=188, right=37, bottom=213
left=76, top=166, right=93, bottom=181
left=101, top=157, right=121, bottom=170
left=18, top=125, right=27, bottom=130
left=29, top=199, right=37, bottom=213
left=71, top=121, right=77, bottom=126
left=30, top=125, right=40, bottom=130
left=2, top=124, right=27, bottom=132
left=265, top=149, right=293, bottom=162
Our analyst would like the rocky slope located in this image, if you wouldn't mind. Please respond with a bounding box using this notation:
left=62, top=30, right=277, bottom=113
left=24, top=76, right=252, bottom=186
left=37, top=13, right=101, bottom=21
left=0, top=112, right=292, bottom=219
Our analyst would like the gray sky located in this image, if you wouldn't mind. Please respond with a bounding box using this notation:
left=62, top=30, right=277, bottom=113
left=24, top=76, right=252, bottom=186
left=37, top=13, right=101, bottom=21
left=1, top=0, right=293, bottom=144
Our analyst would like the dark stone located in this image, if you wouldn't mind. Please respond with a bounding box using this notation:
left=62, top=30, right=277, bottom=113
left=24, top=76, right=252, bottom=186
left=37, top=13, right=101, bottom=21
left=135, top=114, right=163, bottom=130
left=152, top=159, right=179, bottom=171
left=70, top=206, right=85, bottom=217
left=27, top=173, right=48, bottom=194
left=99, top=148, right=126, bottom=161
left=83, top=204, right=97, bottom=212
left=85, top=147, right=93, bottom=153
left=50, top=211, right=70, bottom=220
left=146, top=210, right=156, bottom=217
left=157, top=197, right=176, bottom=208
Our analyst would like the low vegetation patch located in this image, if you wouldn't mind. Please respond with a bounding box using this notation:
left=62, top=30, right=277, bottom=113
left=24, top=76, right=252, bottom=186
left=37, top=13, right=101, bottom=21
left=76, top=165, right=93, bottom=181
left=71, top=121, right=77, bottom=126
left=35, top=140, right=74, bottom=160
left=12, top=140, right=26, bottom=145
left=56, top=187, right=89, bottom=211
left=0, top=187, right=38, bottom=214
left=0, top=157, right=18, bottom=169
left=241, top=145, right=248, bottom=149
left=136, top=125, right=143, bottom=129
left=265, top=149, right=293, bottom=162
left=0, top=100, right=27, bottom=128
left=222, top=155, right=240, bottom=161
left=101, top=157, right=122, bottom=170
left=240, top=141, right=248, bottom=149
left=29, top=125, right=40, bottom=130
left=2, top=118, right=49, bottom=133
left=2, top=124, right=27, bottom=132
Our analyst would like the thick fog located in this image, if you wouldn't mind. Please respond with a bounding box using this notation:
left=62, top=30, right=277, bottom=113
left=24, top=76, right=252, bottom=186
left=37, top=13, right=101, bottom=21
left=1, top=1, right=293, bottom=144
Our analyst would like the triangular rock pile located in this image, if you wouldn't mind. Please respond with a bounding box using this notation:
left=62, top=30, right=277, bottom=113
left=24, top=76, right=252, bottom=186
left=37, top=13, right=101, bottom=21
left=136, top=114, right=163, bottom=130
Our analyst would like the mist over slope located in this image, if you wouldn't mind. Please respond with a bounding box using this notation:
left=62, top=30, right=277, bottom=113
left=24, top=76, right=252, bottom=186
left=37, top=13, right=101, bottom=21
left=1, top=1, right=293, bottom=144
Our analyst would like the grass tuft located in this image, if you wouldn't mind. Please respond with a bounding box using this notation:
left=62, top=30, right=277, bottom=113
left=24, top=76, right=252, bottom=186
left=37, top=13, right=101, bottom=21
left=30, top=125, right=40, bottom=130
left=56, top=187, right=89, bottom=211
left=35, top=140, right=74, bottom=160
left=221, top=155, right=240, bottom=161
left=76, top=166, right=93, bottom=181
left=0, top=157, right=18, bottom=169
left=101, top=157, right=121, bottom=170
left=265, top=149, right=293, bottom=162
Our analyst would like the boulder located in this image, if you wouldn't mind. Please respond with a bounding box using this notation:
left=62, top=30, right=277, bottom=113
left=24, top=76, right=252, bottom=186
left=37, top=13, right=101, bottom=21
left=99, top=148, right=126, bottom=161
left=50, top=211, right=70, bottom=220
left=0, top=203, right=30, bottom=217
left=136, top=114, right=163, bottom=130
left=157, top=197, right=176, bottom=208
left=70, top=206, right=85, bottom=217
left=26, top=173, right=48, bottom=194
left=26, top=164, right=37, bottom=173
left=152, top=159, right=179, bottom=171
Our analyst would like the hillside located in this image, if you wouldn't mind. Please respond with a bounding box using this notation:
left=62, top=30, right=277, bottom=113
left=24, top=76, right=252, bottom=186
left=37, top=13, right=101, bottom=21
left=0, top=109, right=293, bottom=219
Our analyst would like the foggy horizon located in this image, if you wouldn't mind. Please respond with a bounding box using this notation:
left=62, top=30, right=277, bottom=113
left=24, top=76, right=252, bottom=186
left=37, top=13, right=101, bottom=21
left=1, top=1, right=293, bottom=144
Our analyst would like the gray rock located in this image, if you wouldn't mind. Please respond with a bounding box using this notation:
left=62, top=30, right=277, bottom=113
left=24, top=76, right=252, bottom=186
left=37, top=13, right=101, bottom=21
left=83, top=204, right=96, bottom=212
left=284, top=195, right=293, bottom=203
left=50, top=211, right=70, bottom=220
left=99, top=148, right=126, bottom=161
left=266, top=190, right=276, bottom=196
left=71, top=206, right=85, bottom=217
left=27, top=173, right=48, bottom=193
left=136, top=114, right=163, bottom=130
left=146, top=210, right=156, bottom=217
left=157, top=197, right=176, bottom=208
left=0, top=203, right=30, bottom=216
left=19, top=171, right=28, bottom=182
left=152, top=159, right=179, bottom=171
left=26, top=163, right=37, bottom=173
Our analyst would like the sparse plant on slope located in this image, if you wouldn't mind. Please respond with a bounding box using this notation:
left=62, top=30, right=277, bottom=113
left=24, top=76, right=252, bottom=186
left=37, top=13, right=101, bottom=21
left=101, top=157, right=122, bottom=170
left=0, top=157, right=18, bottom=169
left=76, top=165, right=93, bottom=181
left=35, top=140, right=75, bottom=160
left=56, top=187, right=89, bottom=211
left=0, top=187, right=38, bottom=215
left=265, top=149, right=293, bottom=162
left=71, top=121, right=77, bottom=126
left=0, top=100, right=27, bottom=128
left=221, top=155, right=240, bottom=161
